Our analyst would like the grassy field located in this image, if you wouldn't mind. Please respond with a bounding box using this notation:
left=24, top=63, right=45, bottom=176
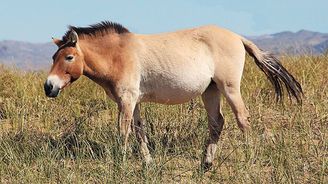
left=0, top=55, right=327, bottom=183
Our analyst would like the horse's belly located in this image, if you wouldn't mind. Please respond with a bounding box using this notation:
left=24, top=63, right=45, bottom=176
left=140, top=67, right=213, bottom=104
left=138, top=40, right=216, bottom=104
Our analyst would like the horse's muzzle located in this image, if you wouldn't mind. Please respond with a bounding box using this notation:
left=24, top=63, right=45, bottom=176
left=44, top=81, right=60, bottom=98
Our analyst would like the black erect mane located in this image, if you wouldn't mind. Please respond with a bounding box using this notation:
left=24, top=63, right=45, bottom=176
left=62, top=21, right=129, bottom=41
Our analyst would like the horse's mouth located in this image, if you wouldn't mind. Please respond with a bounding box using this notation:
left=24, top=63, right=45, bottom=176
left=44, top=75, right=78, bottom=98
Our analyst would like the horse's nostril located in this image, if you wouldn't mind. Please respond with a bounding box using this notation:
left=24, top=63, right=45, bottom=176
left=44, top=81, right=53, bottom=95
left=49, top=83, right=53, bottom=90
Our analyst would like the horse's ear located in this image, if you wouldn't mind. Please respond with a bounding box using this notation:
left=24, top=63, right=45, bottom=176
left=52, top=37, right=63, bottom=47
left=68, top=30, right=79, bottom=46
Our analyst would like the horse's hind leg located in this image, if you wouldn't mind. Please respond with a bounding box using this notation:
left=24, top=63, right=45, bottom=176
left=218, top=79, right=250, bottom=131
left=133, top=104, right=152, bottom=164
left=201, top=83, right=224, bottom=171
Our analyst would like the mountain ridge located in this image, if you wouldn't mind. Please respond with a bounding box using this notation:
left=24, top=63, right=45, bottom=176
left=247, top=30, right=328, bottom=55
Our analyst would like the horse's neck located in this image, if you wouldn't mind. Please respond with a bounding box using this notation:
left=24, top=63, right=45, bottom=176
left=80, top=35, right=125, bottom=87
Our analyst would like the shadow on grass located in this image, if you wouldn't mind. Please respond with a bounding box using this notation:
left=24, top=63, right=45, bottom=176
left=0, top=129, right=106, bottom=163
left=49, top=131, right=106, bottom=159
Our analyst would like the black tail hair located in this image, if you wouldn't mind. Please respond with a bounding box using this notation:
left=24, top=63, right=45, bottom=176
left=242, top=37, right=303, bottom=103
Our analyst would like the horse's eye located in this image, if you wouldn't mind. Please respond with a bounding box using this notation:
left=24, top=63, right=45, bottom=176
left=65, top=55, right=74, bottom=61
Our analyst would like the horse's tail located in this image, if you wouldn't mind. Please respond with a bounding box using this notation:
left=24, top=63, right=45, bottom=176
left=240, top=37, right=303, bottom=103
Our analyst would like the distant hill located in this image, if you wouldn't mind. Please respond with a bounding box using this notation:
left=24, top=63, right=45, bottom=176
left=247, top=30, right=328, bottom=55
left=0, top=41, right=56, bottom=70
left=0, top=30, right=328, bottom=70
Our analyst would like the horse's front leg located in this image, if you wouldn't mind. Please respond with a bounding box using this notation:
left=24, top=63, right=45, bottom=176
left=133, top=104, right=153, bottom=164
left=117, top=93, right=137, bottom=161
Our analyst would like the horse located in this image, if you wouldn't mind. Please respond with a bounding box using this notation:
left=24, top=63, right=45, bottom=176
left=44, top=21, right=303, bottom=170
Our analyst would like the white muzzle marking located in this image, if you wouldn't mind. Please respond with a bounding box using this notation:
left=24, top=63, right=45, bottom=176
left=47, top=75, right=65, bottom=89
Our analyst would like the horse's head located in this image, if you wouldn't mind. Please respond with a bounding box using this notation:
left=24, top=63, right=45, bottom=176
left=44, top=30, right=84, bottom=97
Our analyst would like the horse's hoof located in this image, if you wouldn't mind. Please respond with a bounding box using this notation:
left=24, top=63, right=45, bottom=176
left=201, top=162, right=213, bottom=172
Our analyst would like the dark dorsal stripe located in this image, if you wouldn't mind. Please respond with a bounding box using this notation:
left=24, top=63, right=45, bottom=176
left=62, top=21, right=130, bottom=41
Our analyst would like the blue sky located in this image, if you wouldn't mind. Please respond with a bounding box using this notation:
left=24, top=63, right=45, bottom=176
left=0, top=0, right=326, bottom=43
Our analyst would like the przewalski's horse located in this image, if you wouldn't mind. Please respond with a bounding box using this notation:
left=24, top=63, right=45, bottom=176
left=44, top=21, right=302, bottom=170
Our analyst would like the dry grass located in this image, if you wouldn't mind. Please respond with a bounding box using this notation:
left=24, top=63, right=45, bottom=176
left=0, top=55, right=327, bottom=183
